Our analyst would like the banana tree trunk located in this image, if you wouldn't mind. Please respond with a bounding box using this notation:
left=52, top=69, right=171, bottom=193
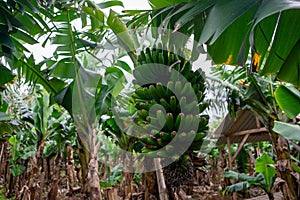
left=120, top=139, right=136, bottom=198
left=121, top=153, right=134, bottom=198
left=0, top=141, right=11, bottom=197
left=77, top=131, right=102, bottom=200
left=47, top=153, right=61, bottom=200
left=269, top=121, right=297, bottom=200
left=66, top=144, right=78, bottom=194
left=85, top=151, right=102, bottom=200
left=78, top=138, right=88, bottom=186
left=143, top=171, right=157, bottom=200
left=267, top=192, right=274, bottom=200
left=26, top=140, right=45, bottom=200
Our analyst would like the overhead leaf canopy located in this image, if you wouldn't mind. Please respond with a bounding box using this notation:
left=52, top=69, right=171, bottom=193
left=143, top=0, right=300, bottom=87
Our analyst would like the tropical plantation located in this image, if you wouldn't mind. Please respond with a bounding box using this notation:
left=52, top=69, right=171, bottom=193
left=0, top=0, right=300, bottom=199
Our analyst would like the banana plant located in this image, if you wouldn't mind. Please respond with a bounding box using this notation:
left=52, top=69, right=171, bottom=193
left=46, top=2, right=135, bottom=199
left=213, top=64, right=299, bottom=199
left=15, top=88, right=68, bottom=199
left=224, top=153, right=276, bottom=200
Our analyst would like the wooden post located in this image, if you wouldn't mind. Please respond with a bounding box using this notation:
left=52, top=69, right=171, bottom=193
left=154, top=158, right=168, bottom=200
left=232, top=134, right=250, bottom=161
left=226, top=137, right=233, bottom=170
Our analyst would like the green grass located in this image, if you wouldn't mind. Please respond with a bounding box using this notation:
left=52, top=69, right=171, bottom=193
left=0, top=186, right=14, bottom=200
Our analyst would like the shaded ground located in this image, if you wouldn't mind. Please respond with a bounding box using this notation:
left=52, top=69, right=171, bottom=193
left=0, top=177, right=276, bottom=200
left=0, top=156, right=277, bottom=200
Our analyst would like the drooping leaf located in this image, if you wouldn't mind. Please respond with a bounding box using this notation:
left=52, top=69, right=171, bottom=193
left=0, top=32, right=16, bottom=50
left=82, top=5, right=105, bottom=23
left=275, top=85, right=300, bottom=119
left=224, top=181, right=250, bottom=193
left=15, top=13, right=44, bottom=35
left=207, top=4, right=257, bottom=65
left=276, top=38, right=300, bottom=88
left=258, top=10, right=300, bottom=78
left=252, top=0, right=300, bottom=27
left=95, top=85, right=111, bottom=116
left=105, top=67, right=126, bottom=97
left=12, top=29, right=39, bottom=44
left=199, top=0, right=257, bottom=45
left=17, top=58, right=59, bottom=94
left=115, top=60, right=132, bottom=73
left=273, top=121, right=300, bottom=141
left=50, top=58, right=76, bottom=79
left=0, top=64, right=15, bottom=86
left=148, top=0, right=188, bottom=9
left=97, top=1, right=124, bottom=9
left=107, top=10, right=136, bottom=54
left=54, top=83, right=74, bottom=115
left=174, top=0, right=215, bottom=29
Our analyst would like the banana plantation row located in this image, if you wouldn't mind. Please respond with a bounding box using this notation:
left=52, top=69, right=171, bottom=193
left=0, top=0, right=300, bottom=200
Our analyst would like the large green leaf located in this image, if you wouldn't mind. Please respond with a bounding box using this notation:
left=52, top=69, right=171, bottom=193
left=16, top=58, right=60, bottom=94
left=224, top=171, right=263, bottom=183
left=148, top=0, right=188, bottom=9
left=107, top=10, right=136, bottom=59
left=0, top=64, right=15, bottom=86
left=15, top=13, right=44, bottom=35
left=252, top=0, right=300, bottom=27
left=273, top=121, right=300, bottom=141
left=275, top=85, right=300, bottom=119
left=251, top=13, right=279, bottom=72
left=207, top=5, right=257, bottom=65
left=97, top=1, right=124, bottom=9
left=0, top=32, right=15, bottom=50
left=174, top=0, right=215, bottom=28
left=50, top=58, right=76, bottom=79
left=82, top=5, right=104, bottom=24
left=140, top=0, right=300, bottom=88
left=255, top=153, right=276, bottom=192
left=224, top=181, right=250, bottom=193
left=54, top=83, right=74, bottom=114
left=199, top=0, right=258, bottom=45
left=115, top=60, right=132, bottom=73
left=258, top=10, right=300, bottom=77
left=12, top=29, right=39, bottom=44
left=276, top=38, right=300, bottom=88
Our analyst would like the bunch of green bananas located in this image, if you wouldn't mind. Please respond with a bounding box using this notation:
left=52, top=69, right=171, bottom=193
left=132, top=44, right=209, bottom=156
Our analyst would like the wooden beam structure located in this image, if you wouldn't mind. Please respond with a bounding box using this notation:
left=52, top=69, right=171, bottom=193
left=219, top=127, right=268, bottom=138
left=232, top=134, right=250, bottom=161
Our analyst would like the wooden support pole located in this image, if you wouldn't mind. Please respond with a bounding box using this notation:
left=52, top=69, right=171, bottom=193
left=154, top=158, right=168, bottom=200
left=232, top=134, right=250, bottom=161
left=226, top=137, right=233, bottom=170
left=288, top=140, right=300, bottom=153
